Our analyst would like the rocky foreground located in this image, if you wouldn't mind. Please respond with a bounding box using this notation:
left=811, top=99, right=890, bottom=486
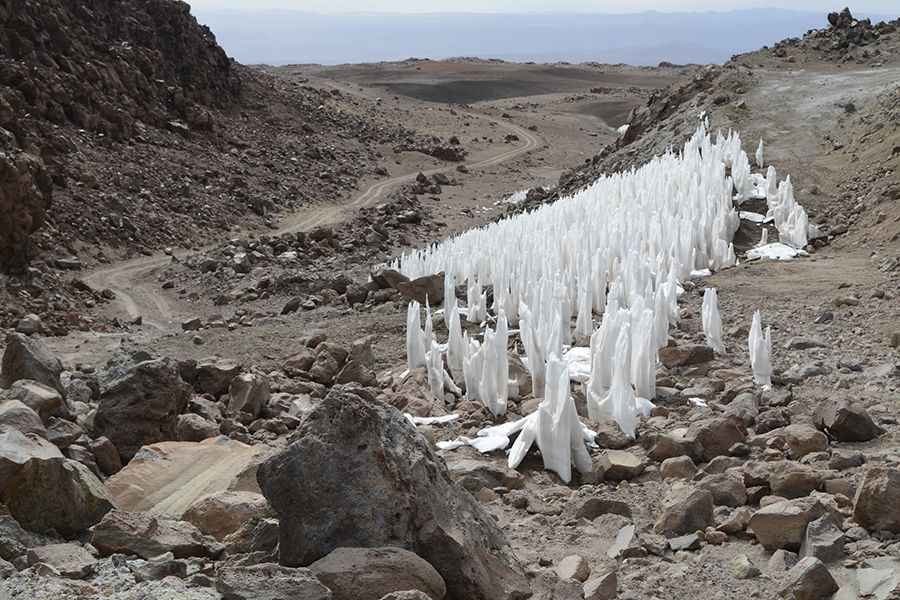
left=0, top=248, right=899, bottom=600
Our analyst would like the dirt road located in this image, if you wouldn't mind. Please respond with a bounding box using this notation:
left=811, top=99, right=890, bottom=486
left=84, top=109, right=542, bottom=331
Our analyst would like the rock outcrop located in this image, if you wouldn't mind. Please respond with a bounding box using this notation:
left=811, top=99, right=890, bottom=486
left=257, top=385, right=530, bottom=600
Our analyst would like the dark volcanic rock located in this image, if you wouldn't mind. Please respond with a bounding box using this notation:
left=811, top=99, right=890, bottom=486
left=0, top=147, right=52, bottom=274
left=257, top=385, right=530, bottom=600
left=1, top=456, right=115, bottom=538
left=814, top=399, right=884, bottom=442
left=93, top=359, right=192, bottom=461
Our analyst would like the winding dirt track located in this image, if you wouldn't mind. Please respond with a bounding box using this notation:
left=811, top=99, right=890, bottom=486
left=84, top=110, right=542, bottom=330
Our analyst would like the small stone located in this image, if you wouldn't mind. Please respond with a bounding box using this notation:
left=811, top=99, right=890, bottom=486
left=718, top=506, right=753, bottom=534
left=705, top=529, right=727, bottom=545
left=730, top=554, right=760, bottom=579
left=698, top=473, right=747, bottom=507
left=768, top=549, right=799, bottom=572
left=668, top=533, right=700, bottom=551
left=26, top=543, right=97, bottom=579
left=659, top=345, right=714, bottom=368
left=556, top=554, right=590, bottom=583
left=603, top=450, right=644, bottom=481
left=181, top=317, right=203, bottom=331
left=583, top=571, right=617, bottom=600
left=661, top=456, right=696, bottom=480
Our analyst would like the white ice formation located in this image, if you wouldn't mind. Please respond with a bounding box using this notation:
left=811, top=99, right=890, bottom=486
left=749, top=310, right=773, bottom=388
left=403, top=123, right=798, bottom=477
left=701, top=287, right=724, bottom=354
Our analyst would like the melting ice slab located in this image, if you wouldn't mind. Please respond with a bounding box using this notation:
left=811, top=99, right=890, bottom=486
left=746, top=242, right=808, bottom=261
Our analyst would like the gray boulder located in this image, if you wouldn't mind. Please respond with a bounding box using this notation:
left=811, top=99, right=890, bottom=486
left=853, top=467, right=900, bottom=533
left=93, top=359, right=192, bottom=461
left=26, top=542, right=97, bottom=578
left=1, top=456, right=115, bottom=537
left=779, top=557, right=838, bottom=600
left=309, top=547, right=447, bottom=600
left=686, top=417, right=746, bottom=462
left=175, top=413, right=220, bottom=442
left=3, top=379, right=65, bottom=422
left=814, top=399, right=884, bottom=442
left=0, top=425, right=63, bottom=490
left=654, top=485, right=714, bottom=537
left=0, top=333, right=64, bottom=395
left=216, top=563, right=331, bottom=600
left=228, top=372, right=270, bottom=418
left=196, top=358, right=241, bottom=398
left=91, top=510, right=223, bottom=559
left=257, top=386, right=530, bottom=600
left=0, top=400, right=46, bottom=437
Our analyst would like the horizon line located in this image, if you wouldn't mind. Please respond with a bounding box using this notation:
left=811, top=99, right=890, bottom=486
left=190, top=7, right=894, bottom=17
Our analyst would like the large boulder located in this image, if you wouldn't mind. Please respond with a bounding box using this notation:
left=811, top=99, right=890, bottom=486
left=0, top=333, right=64, bottom=395
left=1, top=456, right=115, bottom=537
left=105, top=437, right=265, bottom=517
left=216, top=564, right=331, bottom=600
left=309, top=547, right=447, bottom=600
left=183, top=490, right=269, bottom=541
left=3, top=379, right=65, bottom=422
left=853, top=467, right=900, bottom=533
left=0, top=400, right=46, bottom=437
left=814, top=400, right=884, bottom=442
left=0, top=425, right=63, bottom=489
left=257, top=386, right=530, bottom=600
left=91, top=510, right=223, bottom=559
left=93, top=358, right=192, bottom=461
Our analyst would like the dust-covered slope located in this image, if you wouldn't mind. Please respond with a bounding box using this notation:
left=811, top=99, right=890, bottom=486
left=0, top=0, right=411, bottom=333
left=533, top=8, right=900, bottom=253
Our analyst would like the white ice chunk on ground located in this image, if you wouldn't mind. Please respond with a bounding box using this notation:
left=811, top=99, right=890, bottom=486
left=746, top=242, right=808, bottom=261
left=405, top=413, right=460, bottom=426
left=562, top=345, right=592, bottom=383
left=739, top=210, right=767, bottom=223
left=507, top=355, right=592, bottom=483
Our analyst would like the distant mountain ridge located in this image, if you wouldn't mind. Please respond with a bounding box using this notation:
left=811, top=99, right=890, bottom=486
left=191, top=7, right=896, bottom=65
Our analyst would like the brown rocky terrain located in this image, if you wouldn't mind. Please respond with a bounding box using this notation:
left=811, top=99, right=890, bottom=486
left=0, top=4, right=899, bottom=600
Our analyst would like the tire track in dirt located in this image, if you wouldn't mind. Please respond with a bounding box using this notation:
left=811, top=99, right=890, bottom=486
left=85, top=110, right=542, bottom=329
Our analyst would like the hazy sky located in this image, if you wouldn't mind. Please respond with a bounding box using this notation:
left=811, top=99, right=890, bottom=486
left=187, top=0, right=898, bottom=13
